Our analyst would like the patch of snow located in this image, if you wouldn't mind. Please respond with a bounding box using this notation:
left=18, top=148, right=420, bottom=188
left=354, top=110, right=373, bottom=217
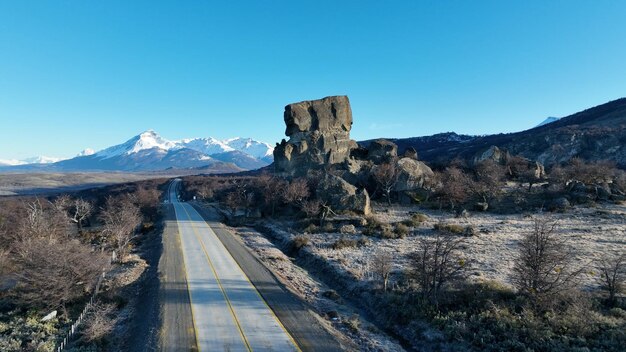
left=0, top=159, right=26, bottom=166
left=224, top=137, right=274, bottom=158
left=21, top=156, right=64, bottom=164
left=77, top=148, right=95, bottom=157
left=178, top=137, right=235, bottom=155
left=95, top=130, right=179, bottom=159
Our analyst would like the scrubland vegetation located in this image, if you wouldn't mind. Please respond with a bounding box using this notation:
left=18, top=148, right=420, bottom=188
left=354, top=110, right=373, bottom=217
left=0, top=179, right=165, bottom=351
left=183, top=156, right=626, bottom=351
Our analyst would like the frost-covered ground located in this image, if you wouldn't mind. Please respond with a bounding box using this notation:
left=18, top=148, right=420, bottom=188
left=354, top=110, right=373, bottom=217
left=231, top=226, right=406, bottom=352
left=307, top=203, right=626, bottom=290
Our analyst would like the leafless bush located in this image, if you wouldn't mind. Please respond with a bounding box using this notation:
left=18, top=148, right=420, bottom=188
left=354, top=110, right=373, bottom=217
left=511, top=218, right=584, bottom=310
left=372, top=160, right=399, bottom=205
left=133, top=185, right=161, bottom=220
left=300, top=199, right=321, bottom=219
left=54, top=196, right=93, bottom=231
left=284, top=178, right=310, bottom=207
left=470, top=160, right=506, bottom=203
left=437, top=166, right=472, bottom=210
left=18, top=199, right=70, bottom=241
left=551, top=158, right=618, bottom=187
left=100, top=195, right=141, bottom=260
left=596, top=252, right=626, bottom=304
left=412, top=231, right=467, bottom=307
left=291, top=235, right=310, bottom=252
left=12, top=236, right=109, bottom=311
left=256, top=173, right=288, bottom=216
left=372, top=250, right=393, bottom=292
left=81, top=302, right=117, bottom=343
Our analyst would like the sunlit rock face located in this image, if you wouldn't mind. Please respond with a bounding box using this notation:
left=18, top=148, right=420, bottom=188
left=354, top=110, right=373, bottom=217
left=274, top=96, right=358, bottom=175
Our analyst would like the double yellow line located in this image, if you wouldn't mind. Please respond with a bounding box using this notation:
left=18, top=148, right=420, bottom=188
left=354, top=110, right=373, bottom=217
left=171, top=177, right=300, bottom=352
left=180, top=204, right=253, bottom=352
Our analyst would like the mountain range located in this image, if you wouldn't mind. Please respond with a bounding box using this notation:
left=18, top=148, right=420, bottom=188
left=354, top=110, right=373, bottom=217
left=363, top=98, right=626, bottom=168
left=0, top=131, right=274, bottom=172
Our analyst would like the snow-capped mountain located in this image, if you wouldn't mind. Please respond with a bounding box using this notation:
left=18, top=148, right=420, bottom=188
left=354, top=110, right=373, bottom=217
left=178, top=137, right=235, bottom=156
left=0, top=130, right=274, bottom=172
left=0, top=159, right=26, bottom=166
left=223, top=137, right=274, bottom=159
left=21, top=156, right=65, bottom=164
left=0, top=156, right=65, bottom=166
left=535, top=116, right=561, bottom=127
left=77, top=148, right=96, bottom=157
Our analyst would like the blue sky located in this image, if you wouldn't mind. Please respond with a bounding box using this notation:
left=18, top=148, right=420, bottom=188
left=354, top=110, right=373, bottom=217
left=1, top=1, right=625, bottom=159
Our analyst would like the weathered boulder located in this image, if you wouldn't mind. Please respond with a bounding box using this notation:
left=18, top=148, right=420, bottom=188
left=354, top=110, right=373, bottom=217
left=368, top=139, right=398, bottom=164
left=474, top=145, right=510, bottom=165
left=274, top=96, right=358, bottom=175
left=316, top=174, right=371, bottom=215
left=395, top=157, right=434, bottom=192
left=403, top=147, right=418, bottom=160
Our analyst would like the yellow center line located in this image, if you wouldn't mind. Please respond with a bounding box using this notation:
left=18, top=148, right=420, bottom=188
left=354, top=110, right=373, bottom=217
left=208, top=222, right=302, bottom=351
left=171, top=202, right=201, bottom=352
left=180, top=203, right=253, bottom=352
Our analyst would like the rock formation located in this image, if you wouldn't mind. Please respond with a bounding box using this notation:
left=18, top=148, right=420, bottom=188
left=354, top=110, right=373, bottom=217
left=273, top=95, right=434, bottom=213
left=316, top=174, right=371, bottom=216
left=274, top=96, right=358, bottom=175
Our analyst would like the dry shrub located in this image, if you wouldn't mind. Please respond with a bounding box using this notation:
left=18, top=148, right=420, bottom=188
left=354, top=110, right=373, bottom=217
left=511, top=218, right=584, bottom=311
left=81, top=302, right=117, bottom=343
left=12, top=236, right=109, bottom=311
left=394, top=223, right=410, bottom=238
left=372, top=250, right=393, bottom=292
left=412, top=231, right=467, bottom=307
left=596, top=252, right=626, bottom=305
left=291, top=235, right=310, bottom=251
left=433, top=222, right=464, bottom=234
left=403, top=213, right=428, bottom=227
left=332, top=237, right=358, bottom=250
left=100, top=194, right=142, bottom=260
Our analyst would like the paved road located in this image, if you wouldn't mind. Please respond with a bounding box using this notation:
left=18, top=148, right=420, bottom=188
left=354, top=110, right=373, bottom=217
left=167, top=179, right=299, bottom=352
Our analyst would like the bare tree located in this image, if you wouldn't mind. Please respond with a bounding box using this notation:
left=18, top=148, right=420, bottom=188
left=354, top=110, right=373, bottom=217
left=100, top=195, right=141, bottom=260
left=18, top=199, right=69, bottom=241
left=81, top=302, right=117, bottom=343
left=438, top=167, right=472, bottom=210
left=283, top=178, right=310, bottom=208
left=12, top=235, right=109, bottom=312
left=224, top=191, right=241, bottom=216
left=300, top=199, right=321, bottom=220
left=596, top=252, right=626, bottom=305
left=372, top=250, right=393, bottom=292
left=372, top=161, right=398, bottom=205
left=511, top=218, right=583, bottom=310
left=412, top=231, right=467, bottom=307
left=256, top=173, right=288, bottom=216
left=72, top=198, right=93, bottom=231
left=471, top=160, right=506, bottom=203
left=134, top=186, right=161, bottom=221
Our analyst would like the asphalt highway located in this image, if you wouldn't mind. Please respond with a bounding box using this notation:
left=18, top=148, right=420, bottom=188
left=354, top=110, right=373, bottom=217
left=167, top=179, right=299, bottom=352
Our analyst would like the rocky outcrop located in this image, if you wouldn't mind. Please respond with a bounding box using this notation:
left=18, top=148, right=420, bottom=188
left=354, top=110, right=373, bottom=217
left=316, top=174, right=371, bottom=215
left=403, top=147, right=418, bottom=160
left=274, top=96, right=358, bottom=175
left=368, top=139, right=398, bottom=164
left=395, top=158, right=434, bottom=192
left=474, top=145, right=509, bottom=165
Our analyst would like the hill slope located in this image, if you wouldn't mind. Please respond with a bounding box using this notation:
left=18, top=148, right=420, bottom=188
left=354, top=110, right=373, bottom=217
left=364, top=98, right=626, bottom=167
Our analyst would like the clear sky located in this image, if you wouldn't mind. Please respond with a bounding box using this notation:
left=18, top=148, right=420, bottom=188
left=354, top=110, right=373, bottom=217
left=1, top=1, right=625, bottom=159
